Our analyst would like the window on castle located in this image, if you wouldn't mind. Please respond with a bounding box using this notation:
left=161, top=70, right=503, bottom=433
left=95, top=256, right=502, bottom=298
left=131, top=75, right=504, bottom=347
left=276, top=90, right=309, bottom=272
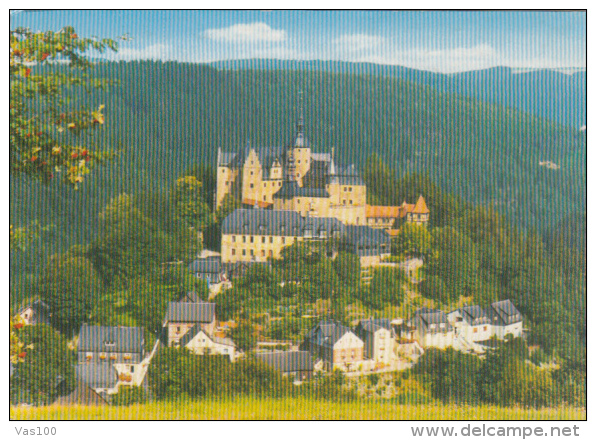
left=350, top=200, right=353, bottom=204
left=261, top=250, right=265, bottom=257
left=250, top=183, right=254, bottom=188
left=250, top=236, right=254, bottom=243
left=261, top=237, right=266, bottom=244
left=298, top=160, right=301, bottom=164
left=282, top=237, right=286, bottom=244
left=268, top=250, right=273, bottom=257
left=269, top=237, right=273, bottom=243
left=243, top=236, right=246, bottom=243
left=349, top=187, right=352, bottom=192
left=250, top=249, right=254, bottom=256
left=264, top=183, right=267, bottom=187
left=232, top=249, right=236, bottom=256
left=242, top=249, right=246, bottom=256
left=264, top=195, right=267, bottom=201
left=344, top=187, right=347, bottom=191
left=250, top=171, right=253, bottom=175
left=232, top=236, right=236, bottom=242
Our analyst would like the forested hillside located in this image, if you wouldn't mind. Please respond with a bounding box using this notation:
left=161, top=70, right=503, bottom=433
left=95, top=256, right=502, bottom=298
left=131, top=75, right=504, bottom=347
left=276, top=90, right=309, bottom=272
left=10, top=60, right=586, bottom=257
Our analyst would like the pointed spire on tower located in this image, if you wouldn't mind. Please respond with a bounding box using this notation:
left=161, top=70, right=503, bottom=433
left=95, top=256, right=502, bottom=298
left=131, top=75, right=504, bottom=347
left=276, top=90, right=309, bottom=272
left=292, top=89, right=308, bottom=147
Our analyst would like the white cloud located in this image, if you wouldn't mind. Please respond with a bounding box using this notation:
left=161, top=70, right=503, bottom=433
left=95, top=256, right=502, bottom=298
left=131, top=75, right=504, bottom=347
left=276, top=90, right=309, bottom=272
left=334, top=33, right=385, bottom=51
left=360, top=45, right=503, bottom=73
left=204, top=22, right=286, bottom=43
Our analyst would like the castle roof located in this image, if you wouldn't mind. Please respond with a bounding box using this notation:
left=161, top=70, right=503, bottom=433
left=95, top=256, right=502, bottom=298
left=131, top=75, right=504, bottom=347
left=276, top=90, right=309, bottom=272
left=412, top=196, right=430, bottom=214
left=222, top=209, right=345, bottom=237
left=275, top=180, right=330, bottom=199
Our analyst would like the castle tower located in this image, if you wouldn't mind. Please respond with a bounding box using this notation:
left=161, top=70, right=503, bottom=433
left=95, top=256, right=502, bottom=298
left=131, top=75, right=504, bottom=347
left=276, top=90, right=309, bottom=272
left=291, top=90, right=312, bottom=186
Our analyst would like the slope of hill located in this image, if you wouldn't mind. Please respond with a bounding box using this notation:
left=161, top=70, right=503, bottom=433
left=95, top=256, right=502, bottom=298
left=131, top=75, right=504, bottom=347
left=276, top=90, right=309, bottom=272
left=10, top=60, right=586, bottom=256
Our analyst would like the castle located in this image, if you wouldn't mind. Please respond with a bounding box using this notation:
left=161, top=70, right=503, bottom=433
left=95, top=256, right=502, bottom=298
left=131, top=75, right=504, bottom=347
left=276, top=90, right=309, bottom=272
left=215, top=98, right=429, bottom=265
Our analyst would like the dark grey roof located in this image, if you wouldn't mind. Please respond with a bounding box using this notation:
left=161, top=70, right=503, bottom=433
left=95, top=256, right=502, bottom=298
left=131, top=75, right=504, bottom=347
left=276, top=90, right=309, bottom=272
left=358, top=318, right=394, bottom=333
left=344, top=225, right=391, bottom=246
left=165, top=301, right=215, bottom=324
left=274, top=180, right=330, bottom=199
left=329, top=164, right=365, bottom=186
left=411, top=309, right=453, bottom=333
left=78, top=325, right=144, bottom=353
left=222, top=209, right=345, bottom=237
left=76, top=364, right=118, bottom=389
left=256, top=351, right=313, bottom=372
left=306, top=320, right=357, bottom=349
left=488, top=300, right=523, bottom=326
left=458, top=305, right=491, bottom=326
left=188, top=258, right=222, bottom=274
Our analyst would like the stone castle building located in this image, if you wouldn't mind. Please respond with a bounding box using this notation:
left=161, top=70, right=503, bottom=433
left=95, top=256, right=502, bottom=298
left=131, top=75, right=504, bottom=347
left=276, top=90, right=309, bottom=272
left=215, top=99, right=429, bottom=265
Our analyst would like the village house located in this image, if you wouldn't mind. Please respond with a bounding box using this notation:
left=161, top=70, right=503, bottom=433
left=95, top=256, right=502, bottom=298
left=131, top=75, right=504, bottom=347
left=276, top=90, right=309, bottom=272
left=300, top=320, right=364, bottom=371
left=448, top=305, right=493, bottom=343
left=256, top=350, right=314, bottom=382
left=163, top=300, right=235, bottom=359
left=409, top=308, right=455, bottom=349
left=354, top=318, right=396, bottom=365
left=17, top=299, right=51, bottom=326
left=77, top=324, right=148, bottom=389
left=487, top=299, right=524, bottom=340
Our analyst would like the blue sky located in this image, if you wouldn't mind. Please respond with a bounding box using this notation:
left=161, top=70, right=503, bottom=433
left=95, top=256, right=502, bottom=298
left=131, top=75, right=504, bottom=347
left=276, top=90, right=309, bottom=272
left=10, top=10, right=586, bottom=73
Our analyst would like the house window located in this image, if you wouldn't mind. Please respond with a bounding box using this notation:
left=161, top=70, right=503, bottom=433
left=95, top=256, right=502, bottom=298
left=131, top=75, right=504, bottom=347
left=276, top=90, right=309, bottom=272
left=440, top=323, right=445, bottom=328
left=250, top=236, right=254, bottom=243
left=232, top=249, right=236, bottom=256
left=130, top=365, right=135, bottom=373
left=242, top=249, right=246, bottom=256
left=250, top=249, right=254, bottom=256
left=282, top=237, right=286, bottom=244
left=349, top=200, right=353, bottom=204
left=232, top=236, right=236, bottom=243
left=344, top=187, right=347, bottom=191
left=261, top=250, right=266, bottom=257
left=250, top=183, right=254, bottom=188
left=264, top=195, right=267, bottom=201
left=264, top=183, right=267, bottom=187
left=483, top=326, right=488, bottom=331
left=176, top=327, right=181, bottom=333
left=430, top=324, right=436, bottom=330
left=243, top=236, right=246, bottom=243
left=250, top=171, right=254, bottom=176
left=269, top=237, right=273, bottom=243
left=349, top=187, right=352, bottom=192
left=473, top=328, right=478, bottom=333
left=262, top=237, right=266, bottom=244
left=268, top=250, right=273, bottom=257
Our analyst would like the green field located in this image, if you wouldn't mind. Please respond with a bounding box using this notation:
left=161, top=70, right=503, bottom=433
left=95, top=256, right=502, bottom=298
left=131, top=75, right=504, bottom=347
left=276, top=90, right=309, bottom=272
left=11, top=398, right=585, bottom=421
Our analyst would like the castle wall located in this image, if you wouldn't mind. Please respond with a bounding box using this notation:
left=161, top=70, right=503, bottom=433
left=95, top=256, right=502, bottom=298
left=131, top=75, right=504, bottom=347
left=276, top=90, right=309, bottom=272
left=216, top=166, right=239, bottom=209
left=221, top=233, right=302, bottom=263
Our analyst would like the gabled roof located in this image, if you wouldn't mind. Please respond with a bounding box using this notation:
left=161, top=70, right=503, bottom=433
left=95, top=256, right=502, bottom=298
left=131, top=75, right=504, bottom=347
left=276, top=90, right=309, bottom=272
left=188, top=258, right=222, bottom=275
left=358, top=318, right=394, bottom=334
left=306, top=320, right=359, bottom=349
left=78, top=325, right=144, bottom=353
left=488, top=300, right=523, bottom=326
left=76, top=364, right=118, bottom=390
left=165, top=301, right=215, bottom=324
left=178, top=323, right=235, bottom=348
left=177, top=291, right=201, bottom=303
left=411, top=309, right=453, bottom=333
left=256, top=351, right=314, bottom=372
left=344, top=225, right=391, bottom=246
left=457, top=305, right=491, bottom=326
left=412, top=196, right=430, bottom=214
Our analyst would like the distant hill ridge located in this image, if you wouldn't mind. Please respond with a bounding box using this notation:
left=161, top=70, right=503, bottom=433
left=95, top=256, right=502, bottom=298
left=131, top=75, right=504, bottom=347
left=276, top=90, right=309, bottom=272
left=211, top=59, right=586, bottom=128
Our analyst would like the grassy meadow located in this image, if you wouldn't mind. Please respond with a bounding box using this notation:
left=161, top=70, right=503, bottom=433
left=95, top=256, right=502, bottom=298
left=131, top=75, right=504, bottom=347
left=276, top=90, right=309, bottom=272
left=11, top=398, right=586, bottom=421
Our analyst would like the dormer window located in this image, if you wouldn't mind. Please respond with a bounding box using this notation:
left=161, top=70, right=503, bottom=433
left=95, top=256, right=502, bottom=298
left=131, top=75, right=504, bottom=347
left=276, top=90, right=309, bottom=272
left=320, top=230, right=327, bottom=238
left=304, top=229, right=313, bottom=238
left=430, top=324, right=436, bottom=330
left=440, top=323, right=445, bottom=328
